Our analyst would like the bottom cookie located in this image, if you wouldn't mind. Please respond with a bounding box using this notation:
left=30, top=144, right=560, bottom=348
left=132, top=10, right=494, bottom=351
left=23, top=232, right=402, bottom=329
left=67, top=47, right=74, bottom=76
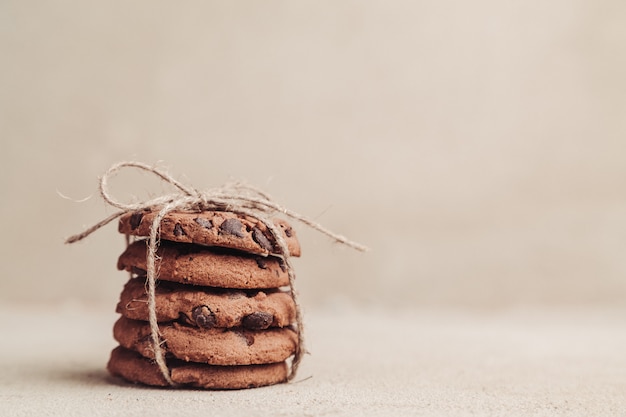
left=107, top=346, right=289, bottom=389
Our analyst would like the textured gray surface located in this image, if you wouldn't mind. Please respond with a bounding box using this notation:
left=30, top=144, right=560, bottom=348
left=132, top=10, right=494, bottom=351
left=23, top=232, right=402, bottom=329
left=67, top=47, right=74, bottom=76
left=2, top=305, right=625, bottom=416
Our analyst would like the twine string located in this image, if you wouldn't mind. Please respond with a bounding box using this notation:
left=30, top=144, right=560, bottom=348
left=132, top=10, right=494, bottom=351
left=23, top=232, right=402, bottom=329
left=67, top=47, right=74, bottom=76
left=66, top=161, right=367, bottom=385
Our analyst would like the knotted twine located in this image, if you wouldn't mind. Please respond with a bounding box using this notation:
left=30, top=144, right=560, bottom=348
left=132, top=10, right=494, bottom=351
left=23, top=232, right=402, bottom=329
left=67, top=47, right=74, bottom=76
left=66, top=161, right=367, bottom=386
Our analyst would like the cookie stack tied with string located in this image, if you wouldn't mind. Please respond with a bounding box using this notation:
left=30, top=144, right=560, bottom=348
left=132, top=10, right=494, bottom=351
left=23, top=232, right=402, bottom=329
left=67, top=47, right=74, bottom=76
left=65, top=161, right=367, bottom=390
left=108, top=206, right=304, bottom=389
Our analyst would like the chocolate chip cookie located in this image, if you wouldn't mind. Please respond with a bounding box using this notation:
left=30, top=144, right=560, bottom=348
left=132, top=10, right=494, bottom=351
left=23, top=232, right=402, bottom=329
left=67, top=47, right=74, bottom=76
left=119, top=209, right=300, bottom=257
left=113, top=316, right=298, bottom=365
left=117, top=240, right=289, bottom=289
left=117, top=277, right=296, bottom=329
left=108, top=346, right=289, bottom=389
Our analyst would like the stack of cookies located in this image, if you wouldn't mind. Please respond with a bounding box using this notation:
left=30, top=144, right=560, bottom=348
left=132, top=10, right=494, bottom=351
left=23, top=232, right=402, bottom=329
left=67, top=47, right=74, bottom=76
left=106, top=208, right=302, bottom=389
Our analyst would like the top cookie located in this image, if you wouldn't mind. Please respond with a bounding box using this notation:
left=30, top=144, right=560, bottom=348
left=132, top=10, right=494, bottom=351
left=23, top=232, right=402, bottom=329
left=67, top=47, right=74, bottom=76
left=119, top=209, right=300, bottom=257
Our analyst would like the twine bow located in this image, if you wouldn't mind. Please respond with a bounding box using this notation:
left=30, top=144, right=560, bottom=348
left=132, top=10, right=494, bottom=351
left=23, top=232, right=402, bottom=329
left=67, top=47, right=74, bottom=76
left=66, top=161, right=367, bottom=386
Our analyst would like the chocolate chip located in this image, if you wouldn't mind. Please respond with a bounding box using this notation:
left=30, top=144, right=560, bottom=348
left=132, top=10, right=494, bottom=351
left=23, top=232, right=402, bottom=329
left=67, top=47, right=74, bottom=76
left=174, top=223, right=185, bottom=237
left=192, top=305, right=216, bottom=329
left=219, top=218, right=245, bottom=237
left=194, top=217, right=213, bottom=229
left=255, top=258, right=268, bottom=269
left=242, top=312, right=274, bottom=330
left=284, top=227, right=293, bottom=237
left=129, top=212, right=143, bottom=229
left=252, top=227, right=273, bottom=252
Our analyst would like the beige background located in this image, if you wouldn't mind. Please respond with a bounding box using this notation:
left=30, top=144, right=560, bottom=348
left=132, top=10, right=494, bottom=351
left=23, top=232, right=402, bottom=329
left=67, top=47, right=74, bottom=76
left=1, top=0, right=626, bottom=310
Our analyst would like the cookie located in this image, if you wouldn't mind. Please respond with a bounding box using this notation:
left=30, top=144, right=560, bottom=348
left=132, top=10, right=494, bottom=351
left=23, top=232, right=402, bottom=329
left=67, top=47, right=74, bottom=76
left=113, top=316, right=298, bottom=365
left=119, top=209, right=301, bottom=257
left=108, top=346, right=288, bottom=389
left=117, top=240, right=289, bottom=289
left=117, top=277, right=296, bottom=329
